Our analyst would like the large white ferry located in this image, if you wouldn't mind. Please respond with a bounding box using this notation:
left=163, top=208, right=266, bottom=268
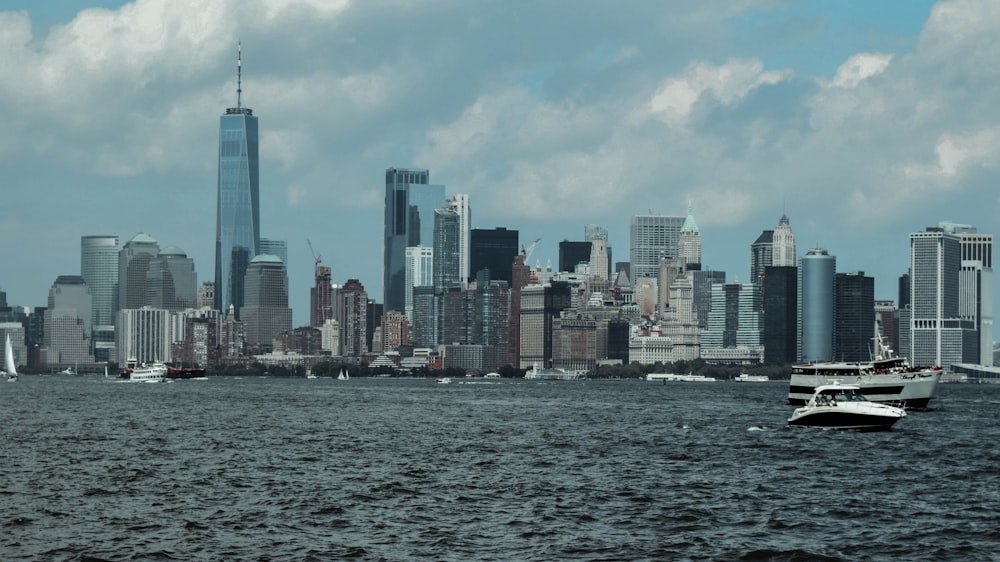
left=121, top=359, right=167, bottom=383
left=524, top=363, right=585, bottom=380
left=787, top=338, right=941, bottom=409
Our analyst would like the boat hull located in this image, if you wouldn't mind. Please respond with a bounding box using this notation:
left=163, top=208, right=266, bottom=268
left=787, top=409, right=902, bottom=431
left=787, top=371, right=940, bottom=409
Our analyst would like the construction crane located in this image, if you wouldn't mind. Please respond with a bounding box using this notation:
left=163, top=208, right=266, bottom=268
left=307, top=239, right=322, bottom=272
left=521, top=238, right=541, bottom=262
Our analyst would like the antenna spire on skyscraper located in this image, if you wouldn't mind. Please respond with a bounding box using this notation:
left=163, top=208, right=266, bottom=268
left=237, top=41, right=243, bottom=110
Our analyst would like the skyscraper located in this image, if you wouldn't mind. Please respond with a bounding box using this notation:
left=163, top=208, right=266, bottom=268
left=43, top=275, right=94, bottom=368
left=383, top=168, right=445, bottom=313
left=559, top=240, right=592, bottom=273
left=762, top=265, right=797, bottom=364
left=240, top=255, right=291, bottom=351
left=630, top=214, right=685, bottom=280
left=118, top=233, right=160, bottom=310
left=447, top=194, right=471, bottom=286
left=750, top=230, right=774, bottom=285
left=341, top=279, right=368, bottom=357
left=81, top=235, right=119, bottom=363
left=260, top=238, right=287, bottom=268
left=910, top=225, right=979, bottom=367
left=311, top=265, right=333, bottom=328
left=772, top=214, right=796, bottom=266
left=677, top=204, right=701, bottom=270
left=146, top=246, right=197, bottom=311
left=955, top=226, right=993, bottom=366
left=798, top=248, right=835, bottom=362
left=833, top=271, right=874, bottom=362
left=470, top=227, right=518, bottom=285
left=215, top=45, right=260, bottom=318
left=80, top=235, right=119, bottom=326
left=432, top=207, right=462, bottom=292
left=404, top=246, right=433, bottom=324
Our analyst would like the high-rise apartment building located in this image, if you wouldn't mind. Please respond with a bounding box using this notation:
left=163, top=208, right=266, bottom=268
left=798, top=248, right=835, bottom=362
left=432, top=207, right=462, bottom=292
left=404, top=246, right=433, bottom=325
left=630, top=214, right=685, bottom=280
left=215, top=46, right=260, bottom=318
left=447, top=194, right=471, bottom=286
left=311, top=265, right=333, bottom=328
left=341, top=279, right=368, bottom=357
left=383, top=168, right=445, bottom=313
left=240, top=255, right=292, bottom=351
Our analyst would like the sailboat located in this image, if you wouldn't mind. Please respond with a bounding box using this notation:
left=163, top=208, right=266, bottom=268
left=337, top=369, right=349, bottom=381
left=5, top=334, right=18, bottom=382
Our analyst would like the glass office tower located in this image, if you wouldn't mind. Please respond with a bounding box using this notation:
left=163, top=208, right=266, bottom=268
left=383, top=168, right=445, bottom=313
left=81, top=235, right=119, bottom=325
left=214, top=52, right=260, bottom=318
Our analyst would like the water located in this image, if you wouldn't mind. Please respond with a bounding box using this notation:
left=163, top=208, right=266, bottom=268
left=2, top=377, right=999, bottom=561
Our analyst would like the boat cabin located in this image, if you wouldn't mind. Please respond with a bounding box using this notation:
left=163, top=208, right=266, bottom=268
left=810, top=385, right=870, bottom=406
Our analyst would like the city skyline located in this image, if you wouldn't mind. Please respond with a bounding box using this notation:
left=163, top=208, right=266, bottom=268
left=2, top=1, right=999, bottom=328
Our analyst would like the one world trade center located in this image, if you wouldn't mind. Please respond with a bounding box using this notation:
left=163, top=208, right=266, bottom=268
left=215, top=44, right=260, bottom=318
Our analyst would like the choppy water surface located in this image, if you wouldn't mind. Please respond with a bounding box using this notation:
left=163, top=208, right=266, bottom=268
left=2, top=376, right=998, bottom=561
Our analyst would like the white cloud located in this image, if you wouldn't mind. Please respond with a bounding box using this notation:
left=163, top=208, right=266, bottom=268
left=829, top=53, right=894, bottom=88
left=645, top=58, right=792, bottom=127
left=904, top=128, right=1000, bottom=179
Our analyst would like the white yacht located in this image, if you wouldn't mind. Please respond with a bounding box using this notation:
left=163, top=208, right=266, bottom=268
left=647, top=373, right=717, bottom=382
left=735, top=373, right=770, bottom=382
left=788, top=383, right=906, bottom=431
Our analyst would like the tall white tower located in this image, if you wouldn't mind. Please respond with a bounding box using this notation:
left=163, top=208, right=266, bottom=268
left=448, top=194, right=471, bottom=288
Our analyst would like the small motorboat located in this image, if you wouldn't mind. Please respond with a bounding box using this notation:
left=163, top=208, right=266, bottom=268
left=436, top=377, right=452, bottom=384
left=787, top=383, right=906, bottom=431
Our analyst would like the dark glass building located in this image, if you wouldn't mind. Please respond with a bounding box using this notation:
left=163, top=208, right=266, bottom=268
left=762, top=265, right=797, bottom=364
left=834, top=272, right=875, bottom=362
left=558, top=240, right=592, bottom=273
left=470, top=227, right=519, bottom=285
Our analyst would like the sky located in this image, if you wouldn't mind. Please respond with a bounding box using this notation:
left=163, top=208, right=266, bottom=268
left=2, top=0, right=997, bottom=329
